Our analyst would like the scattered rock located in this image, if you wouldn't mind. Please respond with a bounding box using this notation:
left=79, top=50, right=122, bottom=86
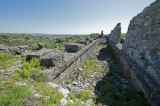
left=58, top=87, right=69, bottom=98
left=60, top=98, right=68, bottom=105
left=47, top=82, right=59, bottom=88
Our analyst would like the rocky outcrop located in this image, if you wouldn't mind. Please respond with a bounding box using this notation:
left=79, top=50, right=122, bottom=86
left=65, top=43, right=83, bottom=52
left=109, top=23, right=121, bottom=44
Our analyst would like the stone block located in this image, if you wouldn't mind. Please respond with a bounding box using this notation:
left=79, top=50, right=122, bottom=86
left=18, top=45, right=29, bottom=50
left=65, top=43, right=83, bottom=52
left=41, top=50, right=64, bottom=67
left=79, top=40, right=90, bottom=45
left=37, top=43, right=46, bottom=49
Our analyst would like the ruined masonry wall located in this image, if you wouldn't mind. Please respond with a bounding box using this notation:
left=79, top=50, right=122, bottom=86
left=42, top=40, right=99, bottom=83
left=108, top=23, right=121, bottom=44
left=122, top=0, right=160, bottom=86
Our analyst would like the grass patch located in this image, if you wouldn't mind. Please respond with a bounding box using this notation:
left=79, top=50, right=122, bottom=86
left=0, top=82, right=31, bottom=106
left=77, top=90, right=92, bottom=102
left=35, top=83, right=64, bottom=105
left=0, top=53, right=21, bottom=69
left=68, top=92, right=76, bottom=102
left=95, top=80, right=150, bottom=106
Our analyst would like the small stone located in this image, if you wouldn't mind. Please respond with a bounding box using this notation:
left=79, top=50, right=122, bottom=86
left=34, top=94, right=42, bottom=99
left=47, top=82, right=59, bottom=88
left=58, top=87, right=69, bottom=98
left=45, top=96, right=50, bottom=100
left=78, top=68, right=83, bottom=72
left=15, top=82, right=27, bottom=86
left=60, top=98, right=68, bottom=105
left=72, top=81, right=78, bottom=85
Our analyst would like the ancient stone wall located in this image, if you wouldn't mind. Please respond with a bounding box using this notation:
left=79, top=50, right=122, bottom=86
left=108, top=23, right=121, bottom=44
left=41, top=40, right=99, bottom=83
left=122, top=0, right=160, bottom=86
left=108, top=1, right=160, bottom=105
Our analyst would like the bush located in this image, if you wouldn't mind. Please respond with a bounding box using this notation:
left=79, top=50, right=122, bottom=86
left=68, top=93, right=76, bottom=102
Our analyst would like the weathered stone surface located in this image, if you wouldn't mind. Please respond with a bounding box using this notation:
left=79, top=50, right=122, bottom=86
left=0, top=44, right=8, bottom=53
left=41, top=50, right=64, bottom=67
left=27, top=49, right=64, bottom=67
left=79, top=40, right=90, bottom=45
left=120, top=38, right=125, bottom=44
left=122, top=0, right=160, bottom=86
left=65, top=43, right=83, bottom=52
left=37, top=43, right=46, bottom=50
left=18, top=45, right=29, bottom=50
left=107, top=1, right=160, bottom=105
left=109, top=23, right=121, bottom=44
left=8, top=45, right=28, bottom=55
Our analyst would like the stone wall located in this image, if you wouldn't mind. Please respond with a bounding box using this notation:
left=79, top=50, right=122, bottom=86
left=108, top=23, right=121, bottom=44
left=122, top=0, right=160, bottom=86
left=108, top=1, right=160, bottom=105
left=41, top=40, right=99, bottom=83
left=108, top=0, right=160, bottom=106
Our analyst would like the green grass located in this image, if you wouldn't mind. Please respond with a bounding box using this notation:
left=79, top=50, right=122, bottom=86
left=0, top=53, right=21, bottom=69
left=121, top=33, right=126, bottom=38
left=0, top=82, right=31, bottom=106
left=77, top=90, right=92, bottom=102
left=0, top=33, right=87, bottom=52
left=68, top=92, right=76, bottom=102
left=12, top=57, right=41, bottom=80
left=95, top=80, right=150, bottom=106
left=35, top=83, right=64, bottom=105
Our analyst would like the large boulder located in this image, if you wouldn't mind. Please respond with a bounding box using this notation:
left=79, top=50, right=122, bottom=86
left=0, top=44, right=8, bottom=53
left=65, top=43, right=83, bottom=52
left=37, top=43, right=46, bottom=50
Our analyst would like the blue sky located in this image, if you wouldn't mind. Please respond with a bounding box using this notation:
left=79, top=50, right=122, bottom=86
left=0, top=0, right=155, bottom=34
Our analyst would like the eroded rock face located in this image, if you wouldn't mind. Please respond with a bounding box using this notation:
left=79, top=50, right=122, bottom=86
left=122, top=0, right=160, bottom=86
left=109, top=23, right=121, bottom=44
left=65, top=43, right=83, bottom=52
left=0, top=44, right=8, bottom=53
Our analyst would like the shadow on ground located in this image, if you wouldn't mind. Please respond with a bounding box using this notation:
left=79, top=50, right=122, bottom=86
left=94, top=40, right=150, bottom=106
